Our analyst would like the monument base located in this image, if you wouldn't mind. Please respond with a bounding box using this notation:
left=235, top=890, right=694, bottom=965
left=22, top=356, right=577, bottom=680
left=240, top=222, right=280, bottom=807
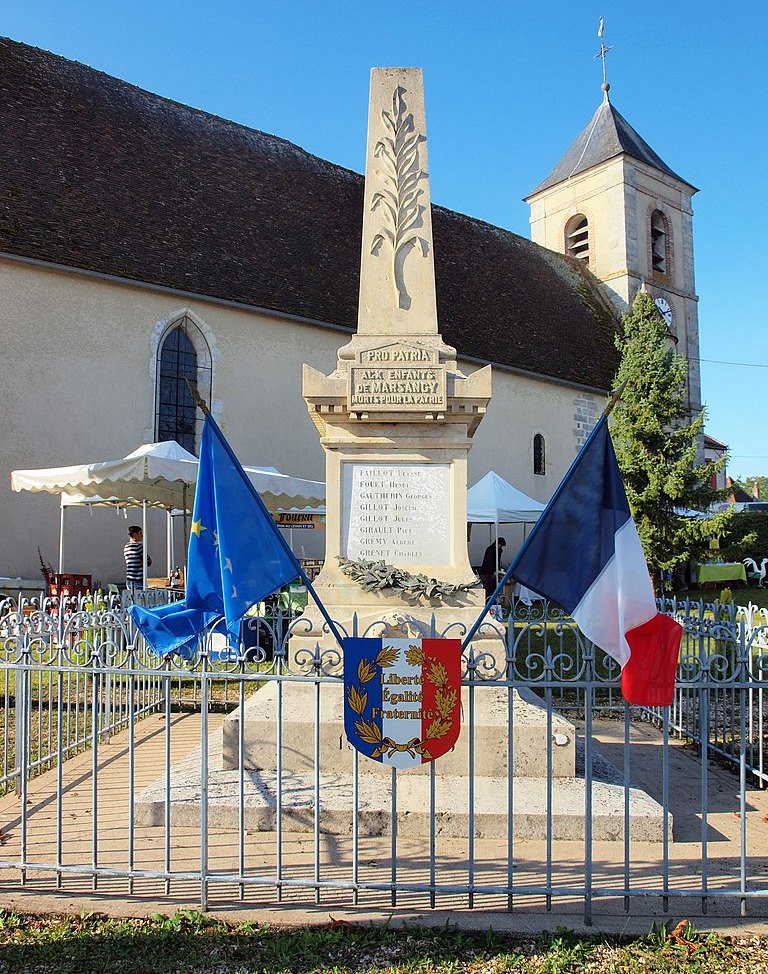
left=134, top=726, right=670, bottom=842
left=222, top=681, right=576, bottom=779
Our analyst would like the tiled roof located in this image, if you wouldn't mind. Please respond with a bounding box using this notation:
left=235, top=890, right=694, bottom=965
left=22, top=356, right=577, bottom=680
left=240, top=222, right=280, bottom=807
left=0, top=37, right=620, bottom=391
left=527, top=93, right=696, bottom=197
left=704, top=434, right=728, bottom=451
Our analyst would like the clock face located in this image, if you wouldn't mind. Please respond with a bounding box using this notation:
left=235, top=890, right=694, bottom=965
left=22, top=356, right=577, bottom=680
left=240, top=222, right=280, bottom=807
left=655, top=297, right=673, bottom=327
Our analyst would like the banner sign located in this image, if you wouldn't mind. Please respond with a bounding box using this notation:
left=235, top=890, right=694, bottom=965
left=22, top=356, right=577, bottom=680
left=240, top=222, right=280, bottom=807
left=343, top=637, right=462, bottom=768
left=272, top=513, right=326, bottom=529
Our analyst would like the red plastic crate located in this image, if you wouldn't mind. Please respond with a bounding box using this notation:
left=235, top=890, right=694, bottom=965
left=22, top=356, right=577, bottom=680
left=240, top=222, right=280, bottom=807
left=47, top=573, right=92, bottom=600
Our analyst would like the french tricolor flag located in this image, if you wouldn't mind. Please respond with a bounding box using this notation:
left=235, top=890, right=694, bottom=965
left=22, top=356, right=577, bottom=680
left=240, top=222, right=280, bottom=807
left=511, top=417, right=683, bottom=707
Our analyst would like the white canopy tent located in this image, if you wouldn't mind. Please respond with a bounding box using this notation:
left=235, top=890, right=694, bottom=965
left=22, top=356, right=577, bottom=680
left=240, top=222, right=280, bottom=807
left=12, top=441, right=325, bottom=581
left=466, top=471, right=546, bottom=525
left=57, top=493, right=187, bottom=577
left=12, top=441, right=325, bottom=511
left=467, top=471, right=546, bottom=588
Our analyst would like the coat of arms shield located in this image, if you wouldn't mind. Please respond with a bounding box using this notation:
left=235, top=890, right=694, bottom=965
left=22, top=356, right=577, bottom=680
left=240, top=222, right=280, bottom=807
left=343, top=637, right=462, bottom=768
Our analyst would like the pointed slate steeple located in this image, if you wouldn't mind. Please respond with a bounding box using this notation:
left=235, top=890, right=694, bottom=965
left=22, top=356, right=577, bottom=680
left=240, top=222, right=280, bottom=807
left=526, top=92, right=696, bottom=198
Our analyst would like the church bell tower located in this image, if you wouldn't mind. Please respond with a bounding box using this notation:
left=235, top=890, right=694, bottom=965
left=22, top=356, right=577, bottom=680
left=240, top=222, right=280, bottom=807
left=524, top=70, right=702, bottom=418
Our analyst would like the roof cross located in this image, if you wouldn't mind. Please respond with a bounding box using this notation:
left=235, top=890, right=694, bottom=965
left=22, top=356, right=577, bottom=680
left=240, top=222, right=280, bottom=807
left=594, top=17, right=614, bottom=94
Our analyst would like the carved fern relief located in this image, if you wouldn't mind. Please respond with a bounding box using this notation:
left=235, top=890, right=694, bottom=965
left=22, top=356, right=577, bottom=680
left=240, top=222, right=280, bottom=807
left=370, top=86, right=429, bottom=311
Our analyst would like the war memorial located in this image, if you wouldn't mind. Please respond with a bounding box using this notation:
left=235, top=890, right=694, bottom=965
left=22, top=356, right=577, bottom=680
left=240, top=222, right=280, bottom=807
left=1, top=62, right=766, bottom=928
left=132, top=69, right=666, bottom=843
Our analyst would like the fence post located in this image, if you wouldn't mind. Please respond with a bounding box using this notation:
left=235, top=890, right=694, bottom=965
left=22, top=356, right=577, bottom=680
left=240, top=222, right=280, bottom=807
left=14, top=613, right=31, bottom=884
left=13, top=619, right=28, bottom=801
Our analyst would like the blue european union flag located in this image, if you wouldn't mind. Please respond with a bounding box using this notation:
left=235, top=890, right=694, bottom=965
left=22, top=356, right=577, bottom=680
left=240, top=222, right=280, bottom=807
left=130, top=416, right=301, bottom=658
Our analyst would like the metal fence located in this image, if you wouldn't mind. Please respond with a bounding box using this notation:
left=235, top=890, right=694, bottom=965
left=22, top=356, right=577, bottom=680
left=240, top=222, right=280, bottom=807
left=650, top=597, right=768, bottom=787
left=1, top=593, right=767, bottom=922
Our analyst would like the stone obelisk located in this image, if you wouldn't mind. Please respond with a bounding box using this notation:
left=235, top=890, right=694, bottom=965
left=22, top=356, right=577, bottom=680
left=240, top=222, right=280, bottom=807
left=212, top=71, right=663, bottom=842
left=297, top=68, right=492, bottom=650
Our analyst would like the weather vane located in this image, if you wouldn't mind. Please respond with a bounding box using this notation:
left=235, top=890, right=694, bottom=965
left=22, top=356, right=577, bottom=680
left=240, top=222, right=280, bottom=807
left=594, top=17, right=613, bottom=92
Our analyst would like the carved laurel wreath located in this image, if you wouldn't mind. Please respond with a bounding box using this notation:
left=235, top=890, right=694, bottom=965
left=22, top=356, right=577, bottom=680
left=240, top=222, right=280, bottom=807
left=338, top=556, right=478, bottom=603
left=347, top=644, right=457, bottom=760
left=370, top=85, right=429, bottom=311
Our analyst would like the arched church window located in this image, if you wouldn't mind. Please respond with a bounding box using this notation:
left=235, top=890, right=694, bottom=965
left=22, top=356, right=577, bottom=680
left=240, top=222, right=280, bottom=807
left=155, top=315, right=212, bottom=454
left=650, top=210, right=669, bottom=275
left=565, top=215, right=589, bottom=263
left=533, top=433, right=546, bottom=476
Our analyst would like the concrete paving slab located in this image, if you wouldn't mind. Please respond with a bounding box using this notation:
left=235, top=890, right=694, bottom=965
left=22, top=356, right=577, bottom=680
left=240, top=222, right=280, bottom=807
left=2, top=712, right=768, bottom=929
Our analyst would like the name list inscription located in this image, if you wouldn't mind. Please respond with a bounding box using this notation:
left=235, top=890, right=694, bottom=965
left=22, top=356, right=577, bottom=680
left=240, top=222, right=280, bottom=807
left=342, top=463, right=450, bottom=566
left=349, top=344, right=446, bottom=412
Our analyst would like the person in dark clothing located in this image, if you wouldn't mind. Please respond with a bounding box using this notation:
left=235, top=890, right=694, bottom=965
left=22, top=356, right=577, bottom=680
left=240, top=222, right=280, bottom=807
left=479, top=537, right=506, bottom=600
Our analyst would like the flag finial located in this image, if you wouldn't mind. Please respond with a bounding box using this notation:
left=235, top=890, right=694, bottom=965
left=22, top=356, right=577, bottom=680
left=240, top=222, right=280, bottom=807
left=594, top=17, right=613, bottom=96
left=185, top=378, right=211, bottom=416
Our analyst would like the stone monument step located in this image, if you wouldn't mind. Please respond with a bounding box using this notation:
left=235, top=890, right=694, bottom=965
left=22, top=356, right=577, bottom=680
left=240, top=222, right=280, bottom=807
left=134, top=733, right=669, bottom=842
left=222, top=680, right=576, bottom=779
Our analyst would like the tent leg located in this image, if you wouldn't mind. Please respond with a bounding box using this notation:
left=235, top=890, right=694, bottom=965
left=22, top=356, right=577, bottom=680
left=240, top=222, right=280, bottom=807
left=142, top=500, right=148, bottom=591
left=58, top=498, right=66, bottom=574
left=166, top=510, right=172, bottom=577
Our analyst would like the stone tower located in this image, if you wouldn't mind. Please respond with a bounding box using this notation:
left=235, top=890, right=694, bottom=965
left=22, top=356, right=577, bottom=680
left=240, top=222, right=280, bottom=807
left=524, top=84, right=702, bottom=418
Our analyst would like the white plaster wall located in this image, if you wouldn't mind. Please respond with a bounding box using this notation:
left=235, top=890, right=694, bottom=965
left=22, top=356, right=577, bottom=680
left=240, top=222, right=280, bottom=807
left=0, top=258, right=337, bottom=583
left=1, top=258, right=596, bottom=583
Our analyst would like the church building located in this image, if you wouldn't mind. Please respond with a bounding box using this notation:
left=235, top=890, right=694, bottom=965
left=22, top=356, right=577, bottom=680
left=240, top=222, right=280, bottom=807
left=0, top=38, right=700, bottom=584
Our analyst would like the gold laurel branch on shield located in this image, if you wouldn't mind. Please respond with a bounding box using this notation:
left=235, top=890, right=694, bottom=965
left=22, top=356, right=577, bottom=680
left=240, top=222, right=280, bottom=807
left=355, top=718, right=383, bottom=746
left=375, top=646, right=399, bottom=668
left=347, top=685, right=368, bottom=716
left=423, top=654, right=458, bottom=744
left=357, top=657, right=377, bottom=684
left=405, top=644, right=425, bottom=666
left=357, top=647, right=399, bottom=687
left=351, top=648, right=401, bottom=758
left=425, top=659, right=449, bottom=691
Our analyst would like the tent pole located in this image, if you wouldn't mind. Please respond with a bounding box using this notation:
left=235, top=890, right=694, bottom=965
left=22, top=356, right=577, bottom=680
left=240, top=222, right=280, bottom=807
left=58, top=496, right=66, bottom=573
left=166, top=510, right=172, bottom=577
left=142, top=500, right=148, bottom=591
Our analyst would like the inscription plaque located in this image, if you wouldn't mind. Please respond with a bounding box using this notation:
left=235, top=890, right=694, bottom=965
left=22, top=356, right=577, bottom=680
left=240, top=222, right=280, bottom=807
left=349, top=365, right=446, bottom=411
left=342, top=463, right=450, bottom=565
left=349, top=342, right=446, bottom=412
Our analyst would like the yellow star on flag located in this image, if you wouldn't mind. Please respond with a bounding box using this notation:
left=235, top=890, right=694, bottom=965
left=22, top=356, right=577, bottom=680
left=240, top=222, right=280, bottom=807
left=191, top=519, right=207, bottom=538
left=224, top=557, right=233, bottom=573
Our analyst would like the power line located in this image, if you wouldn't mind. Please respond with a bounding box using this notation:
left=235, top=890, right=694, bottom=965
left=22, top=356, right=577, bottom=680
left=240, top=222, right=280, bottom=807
left=700, top=358, right=768, bottom=368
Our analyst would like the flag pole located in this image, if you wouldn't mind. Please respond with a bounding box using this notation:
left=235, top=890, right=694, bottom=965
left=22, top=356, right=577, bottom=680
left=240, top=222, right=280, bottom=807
left=186, top=382, right=345, bottom=650
left=461, top=383, right=627, bottom=650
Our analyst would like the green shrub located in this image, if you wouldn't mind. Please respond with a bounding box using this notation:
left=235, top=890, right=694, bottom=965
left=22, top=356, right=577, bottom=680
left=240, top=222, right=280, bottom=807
left=720, top=511, right=768, bottom=562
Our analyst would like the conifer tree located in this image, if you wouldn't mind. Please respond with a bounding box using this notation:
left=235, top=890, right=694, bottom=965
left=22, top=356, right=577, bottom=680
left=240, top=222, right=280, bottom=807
left=610, top=291, right=730, bottom=588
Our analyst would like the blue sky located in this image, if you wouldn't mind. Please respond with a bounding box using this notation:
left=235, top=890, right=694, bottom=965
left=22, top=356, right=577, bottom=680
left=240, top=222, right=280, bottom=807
left=4, top=1, right=767, bottom=478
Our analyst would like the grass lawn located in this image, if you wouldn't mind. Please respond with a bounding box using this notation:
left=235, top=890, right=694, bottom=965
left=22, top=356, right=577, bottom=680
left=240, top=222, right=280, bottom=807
left=0, top=911, right=758, bottom=974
